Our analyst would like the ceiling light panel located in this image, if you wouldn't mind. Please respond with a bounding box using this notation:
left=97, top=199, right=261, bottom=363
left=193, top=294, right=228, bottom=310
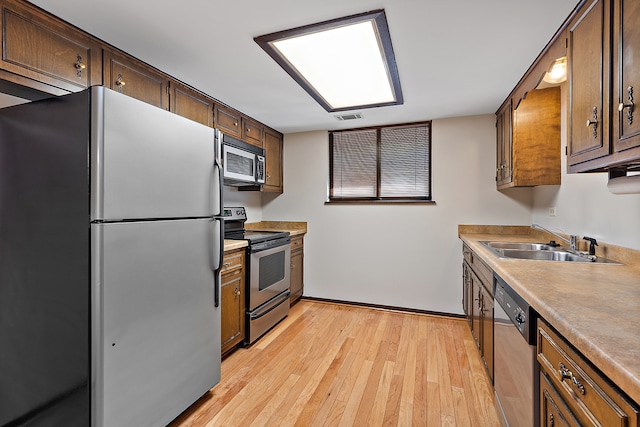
left=255, top=10, right=403, bottom=112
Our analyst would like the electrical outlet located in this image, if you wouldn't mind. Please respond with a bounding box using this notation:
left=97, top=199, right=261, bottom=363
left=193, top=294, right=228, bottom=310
left=549, top=207, right=557, bottom=216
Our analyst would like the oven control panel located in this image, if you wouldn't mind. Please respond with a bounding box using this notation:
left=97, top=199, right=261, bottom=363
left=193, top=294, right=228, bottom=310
left=223, top=206, right=246, bottom=221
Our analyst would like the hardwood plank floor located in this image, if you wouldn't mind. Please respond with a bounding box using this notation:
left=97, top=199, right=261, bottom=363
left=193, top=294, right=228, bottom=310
left=169, top=300, right=501, bottom=426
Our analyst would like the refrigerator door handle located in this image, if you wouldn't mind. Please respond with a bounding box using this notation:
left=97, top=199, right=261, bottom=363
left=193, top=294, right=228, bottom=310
left=210, top=218, right=224, bottom=307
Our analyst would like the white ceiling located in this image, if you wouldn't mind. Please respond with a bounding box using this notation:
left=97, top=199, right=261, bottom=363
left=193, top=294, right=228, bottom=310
left=28, top=0, right=578, bottom=134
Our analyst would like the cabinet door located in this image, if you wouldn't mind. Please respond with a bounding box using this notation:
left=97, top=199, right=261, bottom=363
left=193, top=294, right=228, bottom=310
left=263, top=128, right=283, bottom=193
left=480, top=284, right=494, bottom=382
left=290, top=249, right=303, bottom=305
left=471, top=272, right=482, bottom=349
left=612, top=0, right=640, bottom=153
left=462, top=261, right=474, bottom=331
left=242, top=116, right=263, bottom=148
left=221, top=269, right=244, bottom=355
left=215, top=104, right=242, bottom=139
left=567, top=0, right=611, bottom=166
left=496, top=101, right=512, bottom=187
left=103, top=49, right=169, bottom=110
left=170, top=82, right=214, bottom=127
left=540, top=372, right=580, bottom=427
left=0, top=0, right=101, bottom=94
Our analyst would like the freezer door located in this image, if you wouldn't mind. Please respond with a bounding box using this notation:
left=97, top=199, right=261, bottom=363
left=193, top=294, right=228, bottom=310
left=91, top=219, right=221, bottom=427
left=90, top=87, right=219, bottom=221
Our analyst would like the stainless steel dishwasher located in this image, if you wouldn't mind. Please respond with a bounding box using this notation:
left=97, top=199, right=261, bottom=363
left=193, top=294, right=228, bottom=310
left=493, top=274, right=539, bottom=427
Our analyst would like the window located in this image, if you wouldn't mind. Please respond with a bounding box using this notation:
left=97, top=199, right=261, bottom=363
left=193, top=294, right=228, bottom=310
left=329, top=122, right=432, bottom=202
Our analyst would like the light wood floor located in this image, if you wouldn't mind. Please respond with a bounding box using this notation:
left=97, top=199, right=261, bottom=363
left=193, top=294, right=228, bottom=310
left=170, top=300, right=501, bottom=426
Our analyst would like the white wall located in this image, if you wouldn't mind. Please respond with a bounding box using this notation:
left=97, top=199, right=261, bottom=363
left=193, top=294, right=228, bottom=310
left=532, top=86, right=640, bottom=250
left=262, top=115, right=533, bottom=314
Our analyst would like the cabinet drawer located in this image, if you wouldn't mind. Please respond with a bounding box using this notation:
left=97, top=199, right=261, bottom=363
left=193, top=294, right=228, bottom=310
left=290, top=235, right=304, bottom=251
left=462, top=243, right=493, bottom=294
left=222, top=249, right=244, bottom=274
left=537, top=319, right=640, bottom=427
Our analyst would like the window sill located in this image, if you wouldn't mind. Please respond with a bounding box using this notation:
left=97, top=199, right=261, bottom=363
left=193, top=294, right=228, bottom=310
left=325, top=199, right=436, bottom=205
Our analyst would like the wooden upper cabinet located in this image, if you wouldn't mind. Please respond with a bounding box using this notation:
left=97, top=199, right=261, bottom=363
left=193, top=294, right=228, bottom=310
left=567, top=0, right=611, bottom=169
left=0, top=0, right=101, bottom=94
left=496, top=100, right=512, bottom=187
left=103, top=49, right=169, bottom=110
left=263, top=128, right=283, bottom=193
left=214, top=104, right=242, bottom=139
left=170, top=82, right=214, bottom=127
left=241, top=116, right=263, bottom=148
left=612, top=0, right=640, bottom=155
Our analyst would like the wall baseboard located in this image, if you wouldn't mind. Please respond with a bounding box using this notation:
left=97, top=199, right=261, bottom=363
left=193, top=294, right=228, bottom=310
left=301, top=296, right=465, bottom=319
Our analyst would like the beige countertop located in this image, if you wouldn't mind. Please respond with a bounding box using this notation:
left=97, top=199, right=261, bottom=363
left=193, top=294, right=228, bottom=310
left=245, top=221, right=307, bottom=237
left=459, top=225, right=640, bottom=404
left=224, top=221, right=307, bottom=252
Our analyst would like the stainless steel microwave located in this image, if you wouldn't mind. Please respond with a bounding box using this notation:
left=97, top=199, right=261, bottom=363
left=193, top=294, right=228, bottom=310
left=215, top=129, right=265, bottom=186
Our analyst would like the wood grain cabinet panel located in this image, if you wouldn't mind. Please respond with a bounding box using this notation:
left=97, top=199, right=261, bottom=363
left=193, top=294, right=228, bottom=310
left=537, top=319, right=640, bottom=427
left=0, top=0, right=101, bottom=93
left=215, top=104, right=241, bottom=139
left=289, top=235, right=304, bottom=305
left=103, top=49, right=169, bottom=110
left=462, top=244, right=493, bottom=383
left=540, top=371, right=581, bottom=427
left=568, top=0, right=640, bottom=171
left=263, top=128, right=283, bottom=193
left=170, top=82, right=214, bottom=127
left=221, top=249, right=245, bottom=357
left=612, top=0, right=640, bottom=155
left=241, top=116, right=263, bottom=148
left=567, top=0, right=611, bottom=169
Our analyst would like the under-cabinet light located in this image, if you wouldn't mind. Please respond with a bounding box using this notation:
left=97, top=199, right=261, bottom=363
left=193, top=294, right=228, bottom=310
left=255, top=10, right=403, bottom=112
left=543, top=57, right=567, bottom=84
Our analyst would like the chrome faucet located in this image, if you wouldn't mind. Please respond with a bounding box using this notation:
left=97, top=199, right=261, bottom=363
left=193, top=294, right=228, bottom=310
left=531, top=224, right=578, bottom=251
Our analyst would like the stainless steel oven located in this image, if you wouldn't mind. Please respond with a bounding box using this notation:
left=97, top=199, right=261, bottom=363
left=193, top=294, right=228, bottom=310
left=245, top=234, right=290, bottom=343
left=494, top=274, right=539, bottom=427
left=223, top=207, right=291, bottom=345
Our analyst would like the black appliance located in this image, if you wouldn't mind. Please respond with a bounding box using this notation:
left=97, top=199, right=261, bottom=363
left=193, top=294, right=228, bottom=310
left=223, top=207, right=291, bottom=344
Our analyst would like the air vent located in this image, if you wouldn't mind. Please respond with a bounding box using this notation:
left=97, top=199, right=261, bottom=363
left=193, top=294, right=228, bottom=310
left=334, top=113, right=364, bottom=121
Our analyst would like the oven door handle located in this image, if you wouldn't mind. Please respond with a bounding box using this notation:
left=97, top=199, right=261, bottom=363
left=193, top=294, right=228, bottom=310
left=249, top=291, right=291, bottom=320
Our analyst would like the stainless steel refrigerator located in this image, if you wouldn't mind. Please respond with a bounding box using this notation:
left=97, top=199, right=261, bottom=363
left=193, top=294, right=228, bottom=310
left=0, top=86, right=224, bottom=426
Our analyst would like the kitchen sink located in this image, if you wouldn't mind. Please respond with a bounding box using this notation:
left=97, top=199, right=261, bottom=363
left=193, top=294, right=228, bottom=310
left=484, top=241, right=557, bottom=251
left=479, top=241, right=621, bottom=264
left=498, top=249, right=592, bottom=262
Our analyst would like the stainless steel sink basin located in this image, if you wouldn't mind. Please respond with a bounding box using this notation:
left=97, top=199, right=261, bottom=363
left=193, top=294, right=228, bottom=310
left=479, top=241, right=621, bottom=264
left=499, top=249, right=592, bottom=262
left=484, top=241, right=557, bottom=251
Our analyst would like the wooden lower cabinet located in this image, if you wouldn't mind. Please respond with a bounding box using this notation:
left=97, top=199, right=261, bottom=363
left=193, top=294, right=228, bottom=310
left=221, top=248, right=245, bottom=357
left=289, top=235, right=304, bottom=305
left=537, top=318, right=640, bottom=426
left=540, top=371, right=580, bottom=427
left=462, top=246, right=494, bottom=383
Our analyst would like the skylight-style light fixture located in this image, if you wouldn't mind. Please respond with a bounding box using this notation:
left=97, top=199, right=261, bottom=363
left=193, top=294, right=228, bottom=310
left=254, top=10, right=403, bottom=112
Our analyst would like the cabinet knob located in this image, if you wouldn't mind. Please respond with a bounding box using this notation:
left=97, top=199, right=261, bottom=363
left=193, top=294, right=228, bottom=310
left=618, top=86, right=635, bottom=125
left=585, top=107, right=598, bottom=139
left=75, top=55, right=86, bottom=78
left=115, top=73, right=126, bottom=92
